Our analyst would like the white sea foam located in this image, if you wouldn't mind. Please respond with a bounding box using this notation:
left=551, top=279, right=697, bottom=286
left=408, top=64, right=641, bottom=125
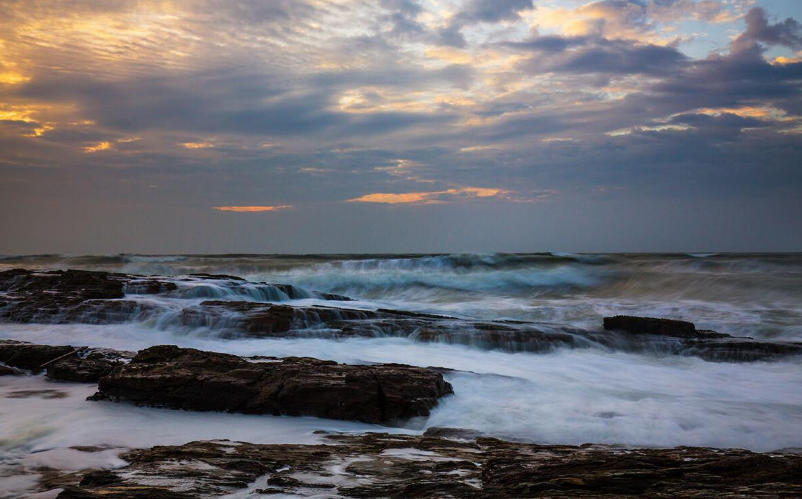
left=0, top=374, right=406, bottom=498
left=2, top=325, right=800, bottom=453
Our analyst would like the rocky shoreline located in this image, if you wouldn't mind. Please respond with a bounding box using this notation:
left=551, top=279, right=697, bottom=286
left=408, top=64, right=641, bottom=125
left=2, top=268, right=802, bottom=497
left=49, top=432, right=802, bottom=498
left=2, top=269, right=801, bottom=361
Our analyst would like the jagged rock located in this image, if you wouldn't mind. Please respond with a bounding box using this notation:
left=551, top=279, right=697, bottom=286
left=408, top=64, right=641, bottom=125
left=92, top=345, right=453, bottom=424
left=0, top=340, right=131, bottom=381
left=57, top=433, right=802, bottom=498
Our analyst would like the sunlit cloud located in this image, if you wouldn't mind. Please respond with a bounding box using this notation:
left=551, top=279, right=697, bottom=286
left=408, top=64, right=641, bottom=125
left=0, top=71, right=30, bottom=85
left=459, top=145, right=501, bottom=152
left=348, top=187, right=512, bottom=205
left=213, top=205, right=292, bottom=212
left=84, top=141, right=111, bottom=153
left=181, top=142, right=214, bottom=149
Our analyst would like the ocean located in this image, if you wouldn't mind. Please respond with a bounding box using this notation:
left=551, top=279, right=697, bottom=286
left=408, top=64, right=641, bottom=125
left=1, top=253, right=801, bottom=497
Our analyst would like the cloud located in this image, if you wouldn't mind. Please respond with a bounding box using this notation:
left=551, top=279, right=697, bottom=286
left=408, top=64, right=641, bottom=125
left=438, top=0, right=535, bottom=47
left=181, top=142, right=214, bottom=149
left=1, top=0, right=801, bottom=252
left=84, top=141, right=111, bottom=153
left=511, top=36, right=688, bottom=76
left=213, top=205, right=292, bottom=212
left=348, top=187, right=511, bottom=205
left=456, top=0, right=535, bottom=24
left=732, top=7, right=802, bottom=53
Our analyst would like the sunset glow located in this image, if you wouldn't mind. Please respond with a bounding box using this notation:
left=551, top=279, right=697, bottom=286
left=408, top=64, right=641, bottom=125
left=213, top=205, right=292, bottom=212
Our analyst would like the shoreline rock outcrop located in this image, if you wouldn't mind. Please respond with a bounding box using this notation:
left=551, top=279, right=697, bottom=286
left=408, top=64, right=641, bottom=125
left=55, top=432, right=802, bottom=498
left=91, top=345, right=453, bottom=425
left=3, top=269, right=801, bottom=362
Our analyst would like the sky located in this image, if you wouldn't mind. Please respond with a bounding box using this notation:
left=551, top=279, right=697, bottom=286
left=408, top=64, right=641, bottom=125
left=0, top=0, right=801, bottom=254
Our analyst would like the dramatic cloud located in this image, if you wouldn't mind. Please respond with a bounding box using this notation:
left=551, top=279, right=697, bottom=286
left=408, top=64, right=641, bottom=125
left=0, top=0, right=800, bottom=253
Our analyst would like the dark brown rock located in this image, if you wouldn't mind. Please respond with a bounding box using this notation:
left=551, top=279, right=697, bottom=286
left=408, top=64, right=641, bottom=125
left=0, top=340, right=131, bottom=381
left=423, top=426, right=483, bottom=440
left=92, top=345, right=453, bottom=424
left=47, top=348, right=132, bottom=382
left=0, top=340, right=76, bottom=371
left=0, top=364, right=23, bottom=376
left=57, top=433, right=802, bottom=499
left=603, top=315, right=729, bottom=339
left=0, top=269, right=145, bottom=323
left=0, top=269, right=351, bottom=325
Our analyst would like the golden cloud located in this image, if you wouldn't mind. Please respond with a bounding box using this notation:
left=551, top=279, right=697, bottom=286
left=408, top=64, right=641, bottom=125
left=181, top=142, right=214, bottom=149
left=84, top=141, right=111, bottom=153
left=213, top=205, right=292, bottom=212
left=348, top=187, right=510, bottom=205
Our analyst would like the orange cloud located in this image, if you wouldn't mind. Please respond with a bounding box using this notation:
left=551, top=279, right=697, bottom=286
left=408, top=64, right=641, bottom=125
left=213, top=205, right=292, bottom=212
left=181, top=142, right=214, bottom=149
left=348, top=187, right=510, bottom=205
left=84, top=141, right=111, bottom=153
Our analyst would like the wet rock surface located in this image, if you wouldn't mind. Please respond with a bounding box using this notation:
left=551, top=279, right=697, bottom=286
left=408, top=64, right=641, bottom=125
left=604, top=315, right=729, bottom=339
left=0, top=269, right=349, bottom=325
left=0, top=340, right=76, bottom=371
left=0, top=269, right=164, bottom=323
left=182, top=301, right=802, bottom=361
left=0, top=363, right=23, bottom=376
left=0, top=340, right=131, bottom=381
left=47, top=347, right=133, bottom=383
left=56, top=432, right=802, bottom=498
left=91, top=345, right=453, bottom=424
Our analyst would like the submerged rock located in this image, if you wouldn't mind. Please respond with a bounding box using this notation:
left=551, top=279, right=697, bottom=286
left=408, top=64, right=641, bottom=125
left=57, top=432, right=802, bottom=498
left=91, top=345, right=453, bottom=424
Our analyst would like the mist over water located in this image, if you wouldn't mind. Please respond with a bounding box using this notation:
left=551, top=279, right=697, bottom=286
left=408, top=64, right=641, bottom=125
left=1, top=252, right=801, bottom=493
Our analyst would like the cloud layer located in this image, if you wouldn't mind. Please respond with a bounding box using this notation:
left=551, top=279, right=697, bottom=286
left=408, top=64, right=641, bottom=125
left=0, top=0, right=801, bottom=252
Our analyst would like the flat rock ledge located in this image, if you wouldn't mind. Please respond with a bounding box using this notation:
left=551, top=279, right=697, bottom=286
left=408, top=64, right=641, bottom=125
left=55, top=432, right=802, bottom=498
left=90, top=345, right=453, bottom=425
